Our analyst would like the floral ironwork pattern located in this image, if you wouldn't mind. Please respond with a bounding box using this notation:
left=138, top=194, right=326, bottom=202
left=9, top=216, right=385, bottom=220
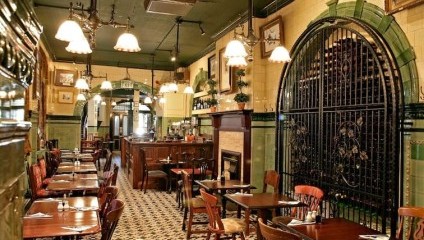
left=331, top=117, right=369, bottom=187
left=288, top=118, right=310, bottom=165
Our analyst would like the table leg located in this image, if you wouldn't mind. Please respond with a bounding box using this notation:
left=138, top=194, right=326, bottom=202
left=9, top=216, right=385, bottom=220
left=244, top=209, right=250, bottom=236
left=221, top=190, right=227, bottom=218
left=256, top=210, right=267, bottom=240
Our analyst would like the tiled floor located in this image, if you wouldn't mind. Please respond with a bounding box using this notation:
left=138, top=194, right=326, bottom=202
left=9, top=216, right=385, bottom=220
left=109, top=153, right=258, bottom=240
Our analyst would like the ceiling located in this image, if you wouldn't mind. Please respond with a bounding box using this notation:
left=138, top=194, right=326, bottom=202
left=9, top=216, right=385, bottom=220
left=32, top=0, right=292, bottom=71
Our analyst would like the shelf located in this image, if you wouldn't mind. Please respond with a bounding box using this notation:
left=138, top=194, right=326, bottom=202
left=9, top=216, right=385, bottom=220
left=192, top=109, right=211, bottom=115
left=194, top=91, right=208, bottom=98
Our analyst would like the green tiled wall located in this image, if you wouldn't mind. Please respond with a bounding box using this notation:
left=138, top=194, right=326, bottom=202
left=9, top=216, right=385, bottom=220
left=251, top=120, right=276, bottom=193
left=46, top=119, right=81, bottom=150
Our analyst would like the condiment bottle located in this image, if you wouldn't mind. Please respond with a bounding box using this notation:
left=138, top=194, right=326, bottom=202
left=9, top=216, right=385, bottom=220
left=305, top=211, right=313, bottom=222
left=220, top=171, right=226, bottom=183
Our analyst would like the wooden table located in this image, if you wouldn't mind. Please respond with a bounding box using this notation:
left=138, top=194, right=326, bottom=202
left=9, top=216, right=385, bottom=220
left=195, top=179, right=253, bottom=218
left=281, top=218, right=385, bottom=240
left=224, top=192, right=305, bottom=236
left=56, top=162, right=97, bottom=173
left=47, top=178, right=99, bottom=192
left=23, top=196, right=101, bottom=239
left=52, top=173, right=98, bottom=181
left=60, top=153, right=94, bottom=162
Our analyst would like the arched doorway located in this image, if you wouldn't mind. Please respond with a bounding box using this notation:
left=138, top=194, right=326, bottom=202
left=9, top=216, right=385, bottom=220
left=277, top=15, right=402, bottom=234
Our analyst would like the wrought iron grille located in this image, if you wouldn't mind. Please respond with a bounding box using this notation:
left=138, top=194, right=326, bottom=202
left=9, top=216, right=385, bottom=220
left=276, top=17, right=401, bottom=235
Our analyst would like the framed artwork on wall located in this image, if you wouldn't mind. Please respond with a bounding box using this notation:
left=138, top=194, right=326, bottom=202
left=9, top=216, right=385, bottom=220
left=58, top=91, right=74, bottom=104
left=54, top=69, right=77, bottom=87
left=219, top=48, right=234, bottom=93
left=260, top=16, right=284, bottom=58
left=208, top=54, right=216, bottom=80
left=385, top=0, right=424, bottom=14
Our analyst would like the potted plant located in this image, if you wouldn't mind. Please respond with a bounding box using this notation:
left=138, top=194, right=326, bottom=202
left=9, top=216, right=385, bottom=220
left=233, top=69, right=249, bottom=110
left=207, top=79, right=218, bottom=112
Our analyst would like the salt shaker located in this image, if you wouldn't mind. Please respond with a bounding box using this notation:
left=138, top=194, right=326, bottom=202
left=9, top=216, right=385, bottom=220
left=57, top=201, right=63, bottom=211
left=311, top=210, right=317, bottom=221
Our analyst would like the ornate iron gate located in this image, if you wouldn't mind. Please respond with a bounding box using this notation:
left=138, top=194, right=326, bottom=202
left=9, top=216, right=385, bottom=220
left=276, top=17, right=401, bottom=234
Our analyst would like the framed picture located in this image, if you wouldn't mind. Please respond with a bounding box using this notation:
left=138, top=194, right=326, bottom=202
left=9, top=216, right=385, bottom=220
left=219, top=48, right=234, bottom=93
left=260, top=16, right=284, bottom=58
left=58, top=91, right=74, bottom=104
left=208, top=54, right=216, bottom=79
left=385, top=0, right=424, bottom=14
left=54, top=69, right=77, bottom=87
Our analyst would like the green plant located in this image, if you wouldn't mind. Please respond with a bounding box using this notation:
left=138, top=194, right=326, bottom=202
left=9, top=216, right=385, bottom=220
left=233, top=69, right=249, bottom=103
left=207, top=98, right=218, bottom=106
left=234, top=92, right=249, bottom=103
left=207, top=79, right=218, bottom=106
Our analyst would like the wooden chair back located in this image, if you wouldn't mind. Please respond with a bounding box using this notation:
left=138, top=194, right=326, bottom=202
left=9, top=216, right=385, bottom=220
left=37, top=157, right=48, bottom=179
left=200, top=188, right=225, bottom=235
left=103, top=150, right=113, bottom=172
left=101, top=199, right=125, bottom=240
left=263, top=170, right=280, bottom=193
left=99, top=186, right=119, bottom=221
left=292, top=185, right=324, bottom=220
left=111, top=164, right=119, bottom=186
left=181, top=170, right=194, bottom=208
left=258, top=218, right=301, bottom=240
left=396, top=206, right=424, bottom=239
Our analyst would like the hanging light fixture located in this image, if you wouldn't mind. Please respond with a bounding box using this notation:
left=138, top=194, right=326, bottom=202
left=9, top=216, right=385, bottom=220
left=224, top=0, right=290, bottom=66
left=77, top=93, right=86, bottom=101
left=75, top=73, right=89, bottom=90
left=55, top=0, right=136, bottom=53
left=144, top=96, right=152, bottom=104
left=168, top=82, right=178, bottom=92
left=111, top=100, right=117, bottom=106
left=114, top=18, right=141, bottom=52
left=159, top=84, right=170, bottom=93
left=100, top=74, right=112, bottom=90
left=159, top=97, right=166, bottom=104
left=93, top=94, right=102, bottom=102
left=183, top=85, right=194, bottom=94
left=66, top=37, right=92, bottom=54
left=101, top=100, right=106, bottom=105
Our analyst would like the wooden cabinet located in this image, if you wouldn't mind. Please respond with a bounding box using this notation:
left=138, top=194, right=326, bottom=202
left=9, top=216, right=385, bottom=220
left=122, top=139, right=214, bottom=188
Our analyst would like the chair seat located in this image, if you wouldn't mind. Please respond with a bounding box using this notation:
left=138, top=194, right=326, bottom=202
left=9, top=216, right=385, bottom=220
left=42, top=177, right=52, bottom=186
left=222, top=218, right=246, bottom=234
left=190, top=197, right=206, bottom=208
left=148, top=170, right=167, bottom=177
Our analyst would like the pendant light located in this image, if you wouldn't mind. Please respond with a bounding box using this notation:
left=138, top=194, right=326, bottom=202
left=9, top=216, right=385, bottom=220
left=77, top=93, right=86, bottom=101
left=55, top=3, right=84, bottom=42
left=183, top=85, right=194, bottom=94
left=269, top=45, right=291, bottom=63
left=100, top=74, right=112, bottom=90
left=227, top=56, right=248, bottom=67
left=114, top=18, right=141, bottom=52
left=66, top=37, right=92, bottom=54
left=93, top=94, right=102, bottom=102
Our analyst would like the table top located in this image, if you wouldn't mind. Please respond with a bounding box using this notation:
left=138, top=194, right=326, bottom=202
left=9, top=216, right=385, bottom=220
left=60, top=153, right=94, bottom=160
left=224, top=192, right=305, bottom=210
left=46, top=179, right=99, bottom=191
left=56, top=162, right=97, bottom=173
left=27, top=196, right=99, bottom=214
left=23, top=197, right=101, bottom=238
left=52, top=173, right=98, bottom=181
left=170, top=168, right=211, bottom=175
left=195, top=179, right=252, bottom=191
left=282, top=218, right=384, bottom=240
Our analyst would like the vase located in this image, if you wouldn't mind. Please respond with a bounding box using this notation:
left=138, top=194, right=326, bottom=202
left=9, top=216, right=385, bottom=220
left=237, top=103, right=245, bottom=110
left=210, top=106, right=217, bottom=112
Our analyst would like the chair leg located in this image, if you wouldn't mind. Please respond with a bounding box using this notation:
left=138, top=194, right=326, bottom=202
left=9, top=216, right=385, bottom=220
left=182, top=207, right=188, bottom=230
left=214, top=234, right=220, bottom=240
left=239, top=232, right=245, bottom=240
left=206, top=231, right=211, bottom=240
left=232, top=234, right=236, bottom=240
left=186, top=211, right=193, bottom=239
left=144, top=173, right=148, bottom=194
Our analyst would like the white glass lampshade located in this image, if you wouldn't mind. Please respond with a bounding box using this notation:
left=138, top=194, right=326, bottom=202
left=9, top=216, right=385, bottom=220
left=224, top=39, right=248, bottom=58
left=76, top=93, right=86, bottom=101
left=159, top=97, right=166, bottom=104
left=139, top=105, right=150, bottom=111
left=75, top=77, right=89, bottom=90
left=66, top=37, right=92, bottom=54
left=159, top=84, right=169, bottom=93
left=55, top=20, right=84, bottom=42
left=227, top=56, right=248, bottom=67
left=93, top=94, right=102, bottom=102
left=100, top=80, right=113, bottom=90
left=269, top=45, right=291, bottom=63
left=111, top=100, right=117, bottom=106
left=144, top=96, right=152, bottom=104
left=101, top=101, right=106, bottom=106
left=114, top=32, right=141, bottom=52
left=183, top=85, right=194, bottom=94
left=168, top=82, right=178, bottom=92
left=0, top=91, right=6, bottom=98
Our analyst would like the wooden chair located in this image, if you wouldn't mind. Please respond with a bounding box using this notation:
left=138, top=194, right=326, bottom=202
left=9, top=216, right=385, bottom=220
left=103, top=150, right=113, bottom=173
left=200, top=189, right=246, bottom=240
left=396, top=206, right=424, bottom=239
left=111, top=164, right=119, bottom=186
left=181, top=170, right=210, bottom=239
left=101, top=199, right=125, bottom=240
left=37, top=157, right=52, bottom=186
left=176, top=152, right=194, bottom=209
left=272, top=185, right=324, bottom=226
left=99, top=186, right=119, bottom=222
left=28, top=164, right=59, bottom=200
left=138, top=148, right=168, bottom=193
left=258, top=218, right=301, bottom=240
left=263, top=170, right=280, bottom=193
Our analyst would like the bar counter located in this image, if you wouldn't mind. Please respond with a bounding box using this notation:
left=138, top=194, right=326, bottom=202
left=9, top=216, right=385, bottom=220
left=121, top=138, right=213, bottom=189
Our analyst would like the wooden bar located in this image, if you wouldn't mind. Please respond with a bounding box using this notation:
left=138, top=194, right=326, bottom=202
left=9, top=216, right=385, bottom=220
left=122, top=139, right=213, bottom=189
